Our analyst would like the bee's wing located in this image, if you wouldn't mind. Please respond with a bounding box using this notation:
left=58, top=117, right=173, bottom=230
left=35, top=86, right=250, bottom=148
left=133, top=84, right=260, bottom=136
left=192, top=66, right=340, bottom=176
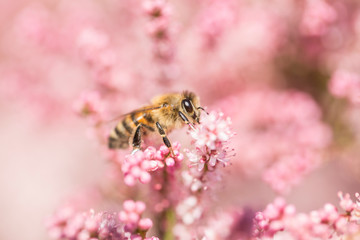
left=106, top=105, right=164, bottom=123
left=125, top=105, right=163, bottom=115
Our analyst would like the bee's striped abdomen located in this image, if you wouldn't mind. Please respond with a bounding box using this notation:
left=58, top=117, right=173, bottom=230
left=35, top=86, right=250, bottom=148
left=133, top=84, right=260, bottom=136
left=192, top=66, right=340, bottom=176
left=122, top=117, right=134, bottom=134
left=108, top=117, right=134, bottom=149
left=108, top=110, right=156, bottom=149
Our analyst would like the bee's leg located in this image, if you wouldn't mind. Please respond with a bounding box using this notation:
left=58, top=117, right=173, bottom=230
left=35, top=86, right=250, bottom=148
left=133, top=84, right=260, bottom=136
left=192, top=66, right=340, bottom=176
left=178, top=111, right=196, bottom=130
left=131, top=124, right=142, bottom=155
left=156, top=122, right=174, bottom=156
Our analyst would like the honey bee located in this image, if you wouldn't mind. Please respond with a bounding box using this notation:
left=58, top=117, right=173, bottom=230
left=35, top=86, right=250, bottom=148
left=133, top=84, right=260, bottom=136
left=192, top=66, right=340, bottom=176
left=108, top=91, right=206, bottom=153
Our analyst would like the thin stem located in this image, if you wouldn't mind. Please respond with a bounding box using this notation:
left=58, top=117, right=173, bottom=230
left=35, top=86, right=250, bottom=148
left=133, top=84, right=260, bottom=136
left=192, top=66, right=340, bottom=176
left=155, top=154, right=176, bottom=239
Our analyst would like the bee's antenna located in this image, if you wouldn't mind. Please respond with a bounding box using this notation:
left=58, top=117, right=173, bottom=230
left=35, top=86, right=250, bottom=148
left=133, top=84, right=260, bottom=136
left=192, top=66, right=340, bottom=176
left=197, top=107, right=209, bottom=115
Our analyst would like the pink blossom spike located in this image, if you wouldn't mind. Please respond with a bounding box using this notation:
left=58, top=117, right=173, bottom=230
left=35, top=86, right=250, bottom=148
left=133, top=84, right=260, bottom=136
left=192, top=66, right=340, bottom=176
left=253, top=193, right=360, bottom=239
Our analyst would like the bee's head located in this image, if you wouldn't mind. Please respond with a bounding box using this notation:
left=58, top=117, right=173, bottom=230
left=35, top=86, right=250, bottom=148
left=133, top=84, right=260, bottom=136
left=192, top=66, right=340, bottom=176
left=181, top=91, right=207, bottom=125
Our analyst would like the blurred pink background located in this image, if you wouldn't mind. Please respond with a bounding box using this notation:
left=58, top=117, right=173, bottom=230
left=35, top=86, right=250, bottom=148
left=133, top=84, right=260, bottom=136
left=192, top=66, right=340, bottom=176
left=1, top=0, right=360, bottom=239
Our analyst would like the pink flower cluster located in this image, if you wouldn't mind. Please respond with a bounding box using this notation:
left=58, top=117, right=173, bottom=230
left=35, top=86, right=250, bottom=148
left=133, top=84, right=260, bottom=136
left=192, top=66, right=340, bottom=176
left=121, top=143, right=183, bottom=186
left=217, top=90, right=332, bottom=193
left=119, top=200, right=154, bottom=237
left=329, top=69, right=360, bottom=105
left=46, top=207, right=124, bottom=240
left=143, top=0, right=174, bottom=62
left=46, top=200, right=158, bottom=240
left=338, top=192, right=360, bottom=221
left=254, top=192, right=360, bottom=239
left=186, top=111, right=234, bottom=171
left=173, top=111, right=235, bottom=238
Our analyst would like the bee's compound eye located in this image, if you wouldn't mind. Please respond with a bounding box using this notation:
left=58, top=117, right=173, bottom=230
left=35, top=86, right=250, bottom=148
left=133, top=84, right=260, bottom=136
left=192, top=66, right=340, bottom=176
left=182, top=99, right=193, bottom=113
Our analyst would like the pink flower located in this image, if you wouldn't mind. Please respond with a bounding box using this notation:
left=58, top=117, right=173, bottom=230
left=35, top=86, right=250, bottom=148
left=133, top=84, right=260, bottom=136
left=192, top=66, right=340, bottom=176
left=46, top=209, right=124, bottom=240
left=186, top=146, right=231, bottom=171
left=338, top=191, right=356, bottom=212
left=190, top=111, right=233, bottom=149
left=186, top=111, right=234, bottom=171
left=138, top=218, right=153, bottom=231
left=186, top=146, right=207, bottom=171
left=119, top=200, right=153, bottom=233
left=254, top=193, right=360, bottom=239
left=122, top=151, right=154, bottom=186
left=121, top=143, right=183, bottom=186
left=97, top=212, right=124, bottom=239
